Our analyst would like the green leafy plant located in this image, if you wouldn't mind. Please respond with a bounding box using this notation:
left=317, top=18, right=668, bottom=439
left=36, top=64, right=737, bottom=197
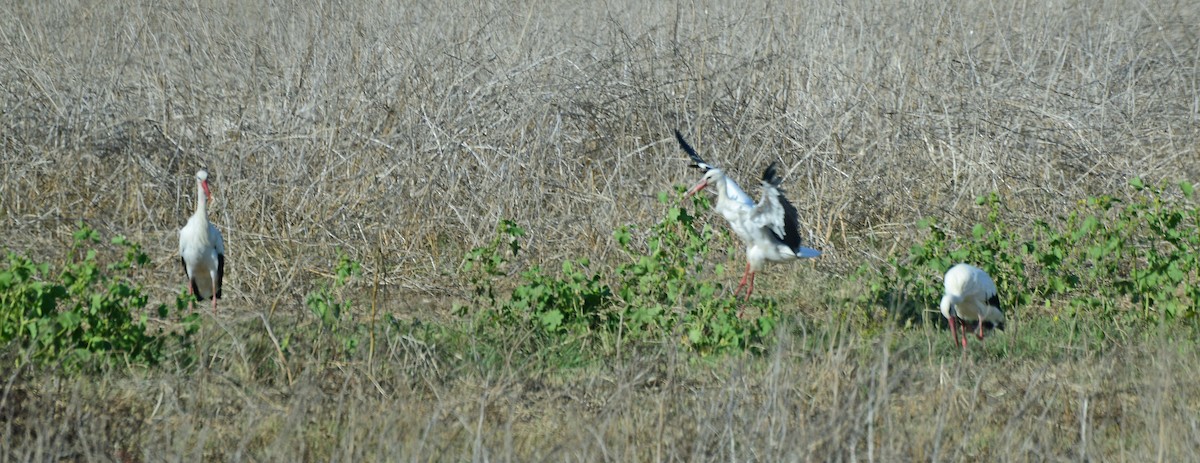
left=459, top=219, right=525, bottom=312
left=304, top=250, right=363, bottom=354
left=458, top=189, right=779, bottom=359
left=306, top=250, right=361, bottom=327
left=858, top=179, right=1199, bottom=338
left=1064, top=178, right=1199, bottom=322
left=508, top=258, right=613, bottom=335
left=0, top=224, right=197, bottom=369
left=613, top=190, right=776, bottom=354
left=460, top=221, right=614, bottom=357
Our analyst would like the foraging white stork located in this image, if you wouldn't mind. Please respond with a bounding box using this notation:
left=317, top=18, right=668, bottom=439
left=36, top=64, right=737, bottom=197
left=674, top=130, right=822, bottom=304
left=939, top=263, right=1005, bottom=349
left=178, top=169, right=225, bottom=311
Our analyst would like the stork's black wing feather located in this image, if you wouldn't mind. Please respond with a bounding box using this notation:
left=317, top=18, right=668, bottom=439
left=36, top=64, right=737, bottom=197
left=215, top=253, right=225, bottom=299
left=760, top=163, right=804, bottom=252
left=986, top=293, right=1001, bottom=312
left=777, top=195, right=803, bottom=253
left=761, top=162, right=781, bottom=186
left=674, top=129, right=712, bottom=171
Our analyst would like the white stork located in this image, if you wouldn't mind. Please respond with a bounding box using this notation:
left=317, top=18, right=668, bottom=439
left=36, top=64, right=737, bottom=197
left=178, top=169, right=225, bottom=311
left=674, top=130, right=822, bottom=305
left=939, top=263, right=1005, bottom=349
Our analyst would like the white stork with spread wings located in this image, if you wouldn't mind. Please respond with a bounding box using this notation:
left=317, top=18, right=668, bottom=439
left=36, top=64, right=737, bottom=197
left=179, top=169, right=225, bottom=311
left=674, top=130, right=821, bottom=303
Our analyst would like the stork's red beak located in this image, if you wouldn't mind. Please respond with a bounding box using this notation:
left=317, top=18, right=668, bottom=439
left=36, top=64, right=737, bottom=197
left=684, top=179, right=708, bottom=198
left=201, top=180, right=212, bottom=202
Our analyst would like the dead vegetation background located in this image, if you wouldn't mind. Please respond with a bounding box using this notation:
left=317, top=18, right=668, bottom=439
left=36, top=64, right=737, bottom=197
left=2, top=0, right=1199, bottom=460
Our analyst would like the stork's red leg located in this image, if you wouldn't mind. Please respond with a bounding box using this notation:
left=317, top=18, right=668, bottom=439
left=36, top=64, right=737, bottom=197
left=952, top=319, right=968, bottom=349
left=735, top=271, right=757, bottom=319
left=187, top=279, right=197, bottom=311
left=976, top=320, right=985, bottom=340
left=732, top=265, right=746, bottom=317
left=734, top=262, right=751, bottom=298
left=960, top=322, right=969, bottom=356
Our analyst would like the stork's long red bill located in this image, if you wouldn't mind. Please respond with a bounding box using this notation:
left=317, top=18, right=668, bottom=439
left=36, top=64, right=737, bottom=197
left=201, top=180, right=212, bottom=202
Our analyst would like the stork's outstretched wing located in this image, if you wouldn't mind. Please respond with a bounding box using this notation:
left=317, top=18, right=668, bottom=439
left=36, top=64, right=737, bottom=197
left=751, top=163, right=819, bottom=257
left=674, top=129, right=713, bottom=171
left=751, top=163, right=788, bottom=241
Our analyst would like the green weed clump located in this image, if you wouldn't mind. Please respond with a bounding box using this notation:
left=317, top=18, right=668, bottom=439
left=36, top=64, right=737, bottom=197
left=1036, top=178, right=1199, bottom=323
left=303, top=249, right=365, bottom=357
left=0, top=224, right=198, bottom=369
left=458, top=190, right=776, bottom=359
left=855, top=191, right=1030, bottom=327
left=859, top=179, right=1199, bottom=332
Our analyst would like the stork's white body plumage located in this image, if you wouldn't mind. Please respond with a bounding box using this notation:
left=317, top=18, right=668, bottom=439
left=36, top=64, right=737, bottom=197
left=179, top=169, right=225, bottom=310
left=940, top=263, right=1005, bottom=349
left=674, top=130, right=821, bottom=305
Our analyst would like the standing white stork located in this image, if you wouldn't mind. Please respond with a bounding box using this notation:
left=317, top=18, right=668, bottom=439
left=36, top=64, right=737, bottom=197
left=939, top=263, right=1005, bottom=350
left=178, top=169, right=225, bottom=311
left=674, top=130, right=821, bottom=306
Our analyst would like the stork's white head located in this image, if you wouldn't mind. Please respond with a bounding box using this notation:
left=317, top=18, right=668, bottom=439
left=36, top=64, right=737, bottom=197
left=939, top=293, right=957, bottom=319
left=685, top=169, right=724, bottom=198
left=196, top=169, right=212, bottom=202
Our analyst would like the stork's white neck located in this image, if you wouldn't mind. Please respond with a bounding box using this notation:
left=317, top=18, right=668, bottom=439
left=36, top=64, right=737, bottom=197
left=194, top=178, right=208, bottom=218
left=939, top=293, right=959, bottom=318
left=711, top=172, right=728, bottom=198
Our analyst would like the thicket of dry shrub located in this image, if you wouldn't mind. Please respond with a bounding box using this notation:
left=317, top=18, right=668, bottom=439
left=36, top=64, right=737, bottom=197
left=2, top=0, right=1198, bottom=460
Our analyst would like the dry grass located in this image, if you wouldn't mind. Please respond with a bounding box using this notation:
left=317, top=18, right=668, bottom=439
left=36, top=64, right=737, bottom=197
left=2, top=0, right=1199, bottom=460
left=5, top=319, right=1200, bottom=461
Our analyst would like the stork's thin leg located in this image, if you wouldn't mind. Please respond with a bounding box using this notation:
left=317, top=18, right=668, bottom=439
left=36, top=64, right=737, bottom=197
left=956, top=320, right=969, bottom=355
left=952, top=319, right=968, bottom=349
left=733, top=265, right=746, bottom=317
left=211, top=271, right=220, bottom=312
left=976, top=319, right=985, bottom=340
left=961, top=325, right=969, bottom=357
left=187, top=279, right=197, bottom=311
left=734, top=262, right=751, bottom=298
left=735, top=265, right=756, bottom=318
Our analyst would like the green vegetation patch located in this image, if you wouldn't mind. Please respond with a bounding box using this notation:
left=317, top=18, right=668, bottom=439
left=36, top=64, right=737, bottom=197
left=457, top=190, right=777, bottom=360
left=0, top=224, right=198, bottom=370
left=858, top=179, right=1200, bottom=340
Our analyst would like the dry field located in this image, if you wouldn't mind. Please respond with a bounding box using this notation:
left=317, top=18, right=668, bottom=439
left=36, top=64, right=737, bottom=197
left=2, top=0, right=1199, bottom=461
